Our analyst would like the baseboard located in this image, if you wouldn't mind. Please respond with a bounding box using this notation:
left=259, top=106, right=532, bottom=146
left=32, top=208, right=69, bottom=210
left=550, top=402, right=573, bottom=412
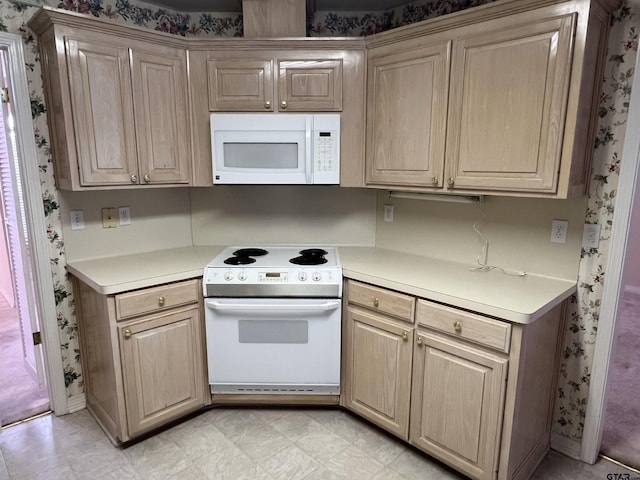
left=66, top=394, right=86, bottom=414
left=624, top=285, right=640, bottom=295
left=550, top=432, right=582, bottom=460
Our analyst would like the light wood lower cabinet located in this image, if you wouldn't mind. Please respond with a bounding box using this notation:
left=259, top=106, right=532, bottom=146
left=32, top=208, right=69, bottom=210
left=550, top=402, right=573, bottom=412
left=343, top=280, right=565, bottom=480
left=74, top=278, right=208, bottom=444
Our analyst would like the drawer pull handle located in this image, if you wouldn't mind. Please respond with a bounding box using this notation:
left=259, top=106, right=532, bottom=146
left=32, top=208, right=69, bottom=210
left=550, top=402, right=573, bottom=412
left=416, top=336, right=423, bottom=346
left=124, top=329, right=132, bottom=339
left=432, top=177, right=438, bottom=185
left=447, top=177, right=455, bottom=187
left=453, top=321, right=462, bottom=333
left=264, top=101, right=271, bottom=109
left=130, top=174, right=138, bottom=183
left=158, top=296, right=165, bottom=307
left=402, top=331, right=408, bottom=341
left=143, top=174, right=151, bottom=183
left=280, top=100, right=288, bottom=109
left=373, top=298, right=379, bottom=307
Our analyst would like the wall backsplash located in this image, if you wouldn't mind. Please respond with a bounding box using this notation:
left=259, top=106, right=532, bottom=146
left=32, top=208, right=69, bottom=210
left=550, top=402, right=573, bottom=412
left=375, top=193, right=588, bottom=280
left=190, top=186, right=377, bottom=247
left=59, top=189, right=193, bottom=262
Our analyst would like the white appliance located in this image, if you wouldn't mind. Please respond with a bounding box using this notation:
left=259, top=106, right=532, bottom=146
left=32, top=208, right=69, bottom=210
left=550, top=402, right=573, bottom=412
left=210, top=114, right=340, bottom=185
left=203, top=246, right=342, bottom=395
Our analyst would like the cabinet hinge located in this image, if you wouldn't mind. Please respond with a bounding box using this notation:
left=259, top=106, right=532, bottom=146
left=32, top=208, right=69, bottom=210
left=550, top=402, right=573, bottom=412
left=1, top=87, right=9, bottom=104
left=32, top=331, right=42, bottom=345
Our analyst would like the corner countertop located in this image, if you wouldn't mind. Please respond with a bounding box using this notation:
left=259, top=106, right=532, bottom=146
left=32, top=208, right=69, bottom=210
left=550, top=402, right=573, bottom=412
left=66, top=245, right=576, bottom=324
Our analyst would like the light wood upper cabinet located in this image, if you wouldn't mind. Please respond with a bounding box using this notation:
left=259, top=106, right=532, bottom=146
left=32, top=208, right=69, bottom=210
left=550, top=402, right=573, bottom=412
left=65, top=39, right=138, bottom=186
left=445, top=14, right=575, bottom=193
left=366, top=42, right=449, bottom=188
left=410, top=330, right=508, bottom=480
left=131, top=49, right=191, bottom=184
left=207, top=56, right=343, bottom=112
left=29, top=12, right=192, bottom=190
left=208, top=59, right=274, bottom=111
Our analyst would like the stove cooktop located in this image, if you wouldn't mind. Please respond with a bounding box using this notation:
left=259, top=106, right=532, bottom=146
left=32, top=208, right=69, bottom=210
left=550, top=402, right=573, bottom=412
left=203, top=246, right=342, bottom=297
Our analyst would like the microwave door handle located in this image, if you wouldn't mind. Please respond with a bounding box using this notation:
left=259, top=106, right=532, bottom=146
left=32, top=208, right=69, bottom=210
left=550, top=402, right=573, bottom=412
left=206, top=299, right=341, bottom=313
left=305, top=117, right=313, bottom=184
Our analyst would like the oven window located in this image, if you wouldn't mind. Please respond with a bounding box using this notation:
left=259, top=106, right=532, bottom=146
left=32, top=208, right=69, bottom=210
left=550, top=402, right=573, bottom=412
left=223, top=143, right=299, bottom=169
left=238, top=320, right=308, bottom=344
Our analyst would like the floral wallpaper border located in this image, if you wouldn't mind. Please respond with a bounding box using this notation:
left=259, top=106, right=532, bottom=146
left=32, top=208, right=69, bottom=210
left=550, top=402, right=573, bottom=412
left=0, top=0, right=636, bottom=446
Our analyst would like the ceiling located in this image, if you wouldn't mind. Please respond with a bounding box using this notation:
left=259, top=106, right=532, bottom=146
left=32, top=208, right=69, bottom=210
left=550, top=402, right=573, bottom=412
left=142, top=0, right=411, bottom=12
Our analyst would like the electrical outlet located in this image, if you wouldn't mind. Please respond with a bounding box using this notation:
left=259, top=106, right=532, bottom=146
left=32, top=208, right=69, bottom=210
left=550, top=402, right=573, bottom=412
left=101, top=208, right=118, bottom=229
left=550, top=219, right=568, bottom=244
left=582, top=223, right=601, bottom=249
left=69, top=210, right=84, bottom=230
left=119, top=207, right=131, bottom=226
left=383, top=204, right=394, bottom=222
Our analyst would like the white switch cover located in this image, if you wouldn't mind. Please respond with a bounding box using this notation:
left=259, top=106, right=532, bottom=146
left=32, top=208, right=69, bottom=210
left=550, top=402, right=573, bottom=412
left=582, top=223, right=601, bottom=249
left=550, top=220, right=569, bottom=244
left=383, top=204, right=394, bottom=222
left=119, top=207, right=131, bottom=226
left=70, top=210, right=84, bottom=230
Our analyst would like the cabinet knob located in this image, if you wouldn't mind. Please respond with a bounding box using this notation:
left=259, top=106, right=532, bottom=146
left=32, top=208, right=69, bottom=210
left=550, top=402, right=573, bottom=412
left=280, top=100, right=288, bottom=109
left=158, top=296, right=165, bottom=307
left=264, top=101, right=271, bottom=109
left=416, top=336, right=423, bottom=346
left=453, top=321, right=462, bottom=333
left=432, top=177, right=438, bottom=185
left=402, top=331, right=408, bottom=341
left=373, top=298, right=379, bottom=308
left=447, top=177, right=455, bottom=187
left=130, top=174, right=138, bottom=183
left=124, top=329, right=132, bottom=339
left=143, top=174, right=151, bottom=183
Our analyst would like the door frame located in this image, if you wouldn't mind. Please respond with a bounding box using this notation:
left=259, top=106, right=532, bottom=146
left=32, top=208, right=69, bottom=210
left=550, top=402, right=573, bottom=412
left=0, top=33, right=67, bottom=416
left=580, top=47, right=640, bottom=463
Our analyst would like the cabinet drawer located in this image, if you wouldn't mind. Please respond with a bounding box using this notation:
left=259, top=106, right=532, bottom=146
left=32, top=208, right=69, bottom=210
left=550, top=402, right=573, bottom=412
left=347, top=280, right=415, bottom=323
left=115, top=279, right=199, bottom=320
left=416, top=300, right=511, bottom=353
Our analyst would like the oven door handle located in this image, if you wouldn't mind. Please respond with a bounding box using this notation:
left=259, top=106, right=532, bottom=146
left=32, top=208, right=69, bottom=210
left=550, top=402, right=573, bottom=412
left=205, top=299, right=341, bottom=312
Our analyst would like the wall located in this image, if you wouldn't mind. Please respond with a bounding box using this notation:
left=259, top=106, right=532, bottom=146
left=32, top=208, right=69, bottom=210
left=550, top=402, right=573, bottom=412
left=59, top=189, right=193, bottom=261
left=623, top=171, right=640, bottom=292
left=375, top=194, right=587, bottom=280
left=191, top=186, right=377, bottom=247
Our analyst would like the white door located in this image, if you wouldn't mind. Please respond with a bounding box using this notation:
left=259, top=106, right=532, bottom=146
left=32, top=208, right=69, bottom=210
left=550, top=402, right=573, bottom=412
left=0, top=50, right=45, bottom=386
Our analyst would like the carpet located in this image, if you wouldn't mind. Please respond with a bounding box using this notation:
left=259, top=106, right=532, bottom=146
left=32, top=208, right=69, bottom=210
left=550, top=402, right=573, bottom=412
left=600, top=291, right=640, bottom=469
left=0, top=303, right=50, bottom=426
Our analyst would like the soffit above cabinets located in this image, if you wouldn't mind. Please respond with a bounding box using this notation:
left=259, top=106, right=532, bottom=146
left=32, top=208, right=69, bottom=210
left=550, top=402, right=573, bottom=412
left=142, top=0, right=411, bottom=12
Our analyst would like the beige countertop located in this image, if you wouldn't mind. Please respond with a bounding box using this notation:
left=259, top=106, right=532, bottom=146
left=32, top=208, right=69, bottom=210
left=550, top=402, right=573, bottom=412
left=67, top=245, right=576, bottom=324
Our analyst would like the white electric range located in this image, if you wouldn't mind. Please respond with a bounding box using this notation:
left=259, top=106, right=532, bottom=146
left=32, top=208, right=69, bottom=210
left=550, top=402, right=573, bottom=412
left=203, top=246, right=342, bottom=395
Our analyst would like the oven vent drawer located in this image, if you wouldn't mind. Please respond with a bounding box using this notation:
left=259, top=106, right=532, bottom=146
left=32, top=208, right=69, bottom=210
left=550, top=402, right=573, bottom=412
left=211, top=384, right=340, bottom=395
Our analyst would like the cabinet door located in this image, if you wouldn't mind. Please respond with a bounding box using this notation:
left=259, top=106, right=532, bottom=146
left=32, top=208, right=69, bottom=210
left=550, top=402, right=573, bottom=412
left=131, top=48, right=191, bottom=184
left=344, top=306, right=412, bottom=439
left=119, top=307, right=205, bottom=438
left=366, top=42, right=450, bottom=187
left=65, top=38, right=138, bottom=186
left=446, top=14, right=575, bottom=193
left=208, top=59, right=274, bottom=111
left=277, top=59, right=343, bottom=111
left=410, top=331, right=507, bottom=480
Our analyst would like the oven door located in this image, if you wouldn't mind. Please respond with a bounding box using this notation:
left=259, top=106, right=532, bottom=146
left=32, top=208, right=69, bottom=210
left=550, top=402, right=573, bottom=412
left=205, top=297, right=341, bottom=395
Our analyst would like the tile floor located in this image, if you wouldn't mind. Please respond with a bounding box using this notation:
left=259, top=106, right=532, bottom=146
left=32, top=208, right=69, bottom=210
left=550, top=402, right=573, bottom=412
left=0, top=407, right=637, bottom=480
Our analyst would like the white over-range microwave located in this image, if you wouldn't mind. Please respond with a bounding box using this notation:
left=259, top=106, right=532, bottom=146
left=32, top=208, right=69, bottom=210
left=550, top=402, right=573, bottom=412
left=210, top=113, right=340, bottom=185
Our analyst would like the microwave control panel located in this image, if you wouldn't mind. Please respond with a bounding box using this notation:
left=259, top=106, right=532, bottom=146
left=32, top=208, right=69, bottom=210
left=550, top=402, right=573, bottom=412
left=313, top=130, right=338, bottom=174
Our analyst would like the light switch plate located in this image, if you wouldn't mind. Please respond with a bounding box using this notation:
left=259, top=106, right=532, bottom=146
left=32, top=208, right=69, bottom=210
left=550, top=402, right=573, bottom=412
left=101, top=208, right=118, bottom=228
left=383, top=204, right=394, bottom=222
left=69, top=210, right=84, bottom=230
left=582, top=223, right=601, bottom=249
left=119, top=206, right=131, bottom=226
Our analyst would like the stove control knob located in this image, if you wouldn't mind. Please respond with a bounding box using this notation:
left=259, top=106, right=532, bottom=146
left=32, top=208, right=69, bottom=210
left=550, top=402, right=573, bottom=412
left=224, top=271, right=234, bottom=281
left=298, top=271, right=308, bottom=281
left=312, top=271, right=322, bottom=282
left=238, top=271, right=247, bottom=281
